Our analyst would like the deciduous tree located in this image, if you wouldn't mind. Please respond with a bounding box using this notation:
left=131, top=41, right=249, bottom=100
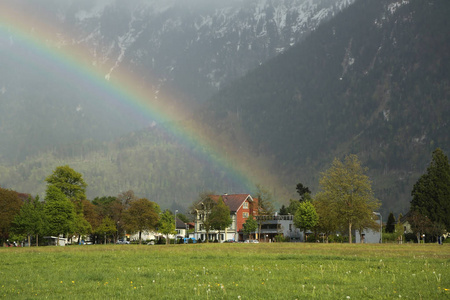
left=73, top=213, right=92, bottom=244
left=123, top=198, right=160, bottom=244
left=317, top=155, right=380, bottom=243
left=158, top=210, right=176, bottom=245
left=44, top=185, right=76, bottom=246
left=191, top=191, right=216, bottom=243
left=96, top=217, right=117, bottom=244
left=242, top=215, right=258, bottom=240
left=293, top=201, right=318, bottom=241
left=209, top=197, right=232, bottom=242
left=81, top=199, right=101, bottom=233
left=11, top=196, right=44, bottom=246
left=314, top=193, right=339, bottom=242
left=0, top=187, right=23, bottom=245
left=254, top=184, right=275, bottom=240
left=45, top=165, right=87, bottom=210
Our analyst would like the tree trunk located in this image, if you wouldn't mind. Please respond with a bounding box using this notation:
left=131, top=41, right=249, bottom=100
left=35, top=234, right=39, bottom=247
left=139, top=231, right=142, bottom=245
left=27, top=234, right=31, bottom=247
left=258, top=222, right=262, bottom=241
left=348, top=223, right=352, bottom=243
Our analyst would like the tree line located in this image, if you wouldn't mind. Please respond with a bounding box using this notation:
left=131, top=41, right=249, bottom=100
left=273, top=148, right=449, bottom=243
left=1, top=148, right=448, bottom=246
left=0, top=165, right=179, bottom=246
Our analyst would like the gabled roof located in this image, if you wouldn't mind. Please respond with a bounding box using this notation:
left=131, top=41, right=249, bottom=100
left=175, top=218, right=187, bottom=229
left=211, top=194, right=254, bottom=212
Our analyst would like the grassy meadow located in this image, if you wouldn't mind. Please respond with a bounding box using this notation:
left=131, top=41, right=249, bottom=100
left=0, top=243, right=449, bottom=299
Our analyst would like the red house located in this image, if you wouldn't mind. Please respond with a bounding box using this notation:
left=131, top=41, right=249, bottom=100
left=193, top=194, right=258, bottom=242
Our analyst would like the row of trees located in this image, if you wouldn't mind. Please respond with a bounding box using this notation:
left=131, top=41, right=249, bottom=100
left=272, top=149, right=449, bottom=243
left=281, top=154, right=380, bottom=243
left=1, top=166, right=178, bottom=246
left=2, top=148, right=447, bottom=245
left=375, top=148, right=449, bottom=243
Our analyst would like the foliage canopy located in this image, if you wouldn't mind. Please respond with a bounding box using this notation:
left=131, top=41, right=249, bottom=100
left=316, top=155, right=380, bottom=243
left=411, top=148, right=450, bottom=230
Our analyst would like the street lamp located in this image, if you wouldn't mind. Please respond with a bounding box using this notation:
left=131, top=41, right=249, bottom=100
left=373, top=212, right=382, bottom=244
left=175, top=209, right=178, bottom=242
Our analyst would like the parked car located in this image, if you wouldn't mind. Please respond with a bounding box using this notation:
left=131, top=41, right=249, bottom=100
left=116, top=240, right=130, bottom=244
left=183, top=238, right=197, bottom=244
left=244, top=239, right=259, bottom=243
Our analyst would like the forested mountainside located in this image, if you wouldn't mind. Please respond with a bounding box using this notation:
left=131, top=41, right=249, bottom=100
left=0, top=0, right=352, bottom=162
left=0, top=127, right=244, bottom=212
left=197, top=0, right=450, bottom=215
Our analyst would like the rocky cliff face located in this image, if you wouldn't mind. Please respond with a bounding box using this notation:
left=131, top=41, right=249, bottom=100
left=51, top=0, right=355, bottom=103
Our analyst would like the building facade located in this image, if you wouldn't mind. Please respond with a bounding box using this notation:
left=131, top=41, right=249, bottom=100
left=193, top=194, right=258, bottom=242
left=256, top=214, right=303, bottom=242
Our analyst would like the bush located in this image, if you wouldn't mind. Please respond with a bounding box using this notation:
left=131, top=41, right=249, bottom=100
left=327, top=234, right=349, bottom=243
left=306, top=234, right=320, bottom=243
left=274, top=234, right=286, bottom=242
left=404, top=233, right=417, bottom=243
left=382, top=232, right=403, bottom=243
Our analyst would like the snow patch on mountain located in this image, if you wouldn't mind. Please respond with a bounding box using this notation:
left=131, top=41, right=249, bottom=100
left=39, top=0, right=356, bottom=102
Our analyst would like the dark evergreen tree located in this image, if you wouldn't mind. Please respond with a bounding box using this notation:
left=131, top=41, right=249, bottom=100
left=411, top=148, right=450, bottom=229
left=296, top=183, right=311, bottom=202
left=385, top=212, right=396, bottom=233
left=279, top=204, right=288, bottom=215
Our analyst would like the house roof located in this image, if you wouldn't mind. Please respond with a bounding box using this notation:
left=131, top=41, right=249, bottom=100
left=176, top=218, right=187, bottom=229
left=211, top=194, right=254, bottom=212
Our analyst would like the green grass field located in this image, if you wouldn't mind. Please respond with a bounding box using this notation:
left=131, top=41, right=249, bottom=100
left=0, top=243, right=449, bottom=299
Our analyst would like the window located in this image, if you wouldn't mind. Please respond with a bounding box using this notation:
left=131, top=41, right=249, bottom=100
left=243, top=212, right=249, bottom=218
left=243, top=201, right=248, bottom=209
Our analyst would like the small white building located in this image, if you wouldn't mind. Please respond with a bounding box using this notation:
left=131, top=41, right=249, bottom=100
left=43, top=236, right=67, bottom=246
left=355, top=219, right=382, bottom=243
left=128, top=218, right=191, bottom=242
left=256, top=214, right=304, bottom=242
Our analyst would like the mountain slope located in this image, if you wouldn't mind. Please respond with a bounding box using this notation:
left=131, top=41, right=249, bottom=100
left=197, top=0, right=450, bottom=214
left=0, top=0, right=352, bottom=162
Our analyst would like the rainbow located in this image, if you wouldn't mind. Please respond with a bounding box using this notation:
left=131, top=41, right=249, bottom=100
left=0, top=2, right=282, bottom=196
